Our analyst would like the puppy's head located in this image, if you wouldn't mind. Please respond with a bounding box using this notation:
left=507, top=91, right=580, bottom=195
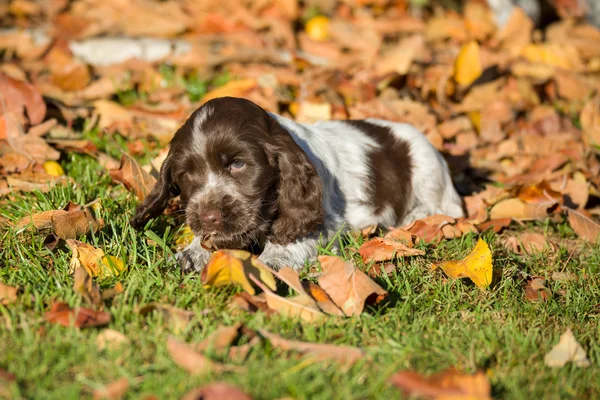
left=131, top=97, right=323, bottom=250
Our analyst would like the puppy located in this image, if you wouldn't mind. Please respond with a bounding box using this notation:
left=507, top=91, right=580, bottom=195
left=131, top=97, right=463, bottom=271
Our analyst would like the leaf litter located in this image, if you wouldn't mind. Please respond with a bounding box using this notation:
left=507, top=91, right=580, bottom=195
left=2, top=0, right=600, bottom=396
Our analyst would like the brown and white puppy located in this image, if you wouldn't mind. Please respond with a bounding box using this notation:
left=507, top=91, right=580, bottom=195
left=132, top=97, right=463, bottom=271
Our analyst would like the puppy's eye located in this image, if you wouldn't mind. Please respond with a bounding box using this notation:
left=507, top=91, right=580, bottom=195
left=228, top=160, right=245, bottom=171
left=170, top=184, right=181, bottom=196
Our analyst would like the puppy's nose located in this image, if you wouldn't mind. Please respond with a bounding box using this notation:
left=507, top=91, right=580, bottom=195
left=200, top=209, right=222, bottom=227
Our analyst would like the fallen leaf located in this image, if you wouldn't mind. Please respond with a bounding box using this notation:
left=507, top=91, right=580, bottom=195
left=195, top=323, right=242, bottom=352
left=201, top=79, right=257, bottom=103
left=67, top=240, right=125, bottom=278
left=259, top=330, right=365, bottom=366
left=317, top=255, right=388, bottom=316
left=229, top=292, right=272, bottom=314
left=109, top=154, right=156, bottom=201
left=0, top=72, right=46, bottom=126
left=402, top=220, right=445, bottom=243
left=524, top=276, right=552, bottom=303
left=166, top=336, right=229, bottom=375
left=16, top=202, right=104, bottom=239
left=43, top=160, right=64, bottom=176
left=96, top=329, right=129, bottom=351
left=45, top=301, right=111, bottom=328
left=476, top=218, right=512, bottom=233
left=72, top=266, right=102, bottom=307
left=432, top=239, right=493, bottom=289
left=138, top=303, right=194, bottom=333
left=454, top=41, right=482, bottom=86
left=544, top=328, right=591, bottom=368
left=0, top=282, right=18, bottom=305
left=503, top=232, right=556, bottom=255
left=567, top=208, right=600, bottom=242
left=93, top=378, right=129, bottom=400
left=390, top=368, right=492, bottom=400
left=182, top=383, right=252, bottom=400
left=489, top=198, right=557, bottom=221
left=358, top=237, right=425, bottom=263
left=580, top=95, right=600, bottom=148
left=202, top=250, right=277, bottom=296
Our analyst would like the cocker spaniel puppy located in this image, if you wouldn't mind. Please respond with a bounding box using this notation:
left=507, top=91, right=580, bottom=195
left=131, top=97, right=463, bottom=272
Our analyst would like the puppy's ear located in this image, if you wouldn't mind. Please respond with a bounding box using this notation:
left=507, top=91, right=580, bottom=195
left=265, top=116, right=324, bottom=244
left=130, top=155, right=176, bottom=230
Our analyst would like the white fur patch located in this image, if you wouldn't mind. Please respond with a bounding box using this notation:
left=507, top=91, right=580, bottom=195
left=191, top=105, right=213, bottom=154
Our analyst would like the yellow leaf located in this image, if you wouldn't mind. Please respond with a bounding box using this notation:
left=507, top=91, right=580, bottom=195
left=520, top=44, right=572, bottom=69
left=175, top=225, right=195, bottom=248
left=305, top=15, right=330, bottom=42
left=43, top=161, right=64, bottom=176
left=454, top=41, right=482, bottom=86
left=433, top=239, right=493, bottom=289
left=100, top=255, right=126, bottom=277
left=202, top=250, right=276, bottom=295
left=66, top=239, right=125, bottom=279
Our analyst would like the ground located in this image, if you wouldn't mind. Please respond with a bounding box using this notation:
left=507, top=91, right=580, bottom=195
left=1, top=152, right=599, bottom=399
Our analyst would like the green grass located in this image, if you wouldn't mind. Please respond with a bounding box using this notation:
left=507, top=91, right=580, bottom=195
left=1, top=153, right=599, bottom=399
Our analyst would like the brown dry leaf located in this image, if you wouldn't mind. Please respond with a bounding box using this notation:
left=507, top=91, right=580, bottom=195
left=390, top=368, right=492, bottom=400
left=17, top=201, right=103, bottom=237
left=202, top=79, right=257, bottom=103
left=259, top=330, right=365, bottom=366
left=46, top=44, right=91, bottom=92
left=96, top=329, right=129, bottom=351
left=403, top=220, right=444, bottom=243
left=277, top=267, right=344, bottom=316
left=261, top=288, right=327, bottom=323
left=0, top=282, right=18, bottom=305
left=72, top=266, right=102, bottom=307
left=202, top=250, right=277, bottom=295
left=166, top=337, right=231, bottom=375
left=580, top=95, right=600, bottom=148
left=432, top=239, right=493, bottom=289
left=358, top=237, right=425, bottom=263
left=109, top=154, right=156, bottom=201
left=45, top=301, right=111, bottom=328
left=544, top=328, right=591, bottom=368
left=377, top=35, right=425, bottom=76
left=476, top=218, right=512, bottom=233
left=52, top=207, right=104, bottom=240
left=1, top=165, right=71, bottom=195
left=139, top=303, right=194, bottom=333
left=229, top=292, right=272, bottom=314
left=0, top=72, right=46, bottom=128
left=503, top=232, right=556, bottom=255
left=567, top=208, right=600, bottom=242
left=317, top=255, right=388, bottom=316
left=182, top=383, right=253, bottom=400
left=92, top=378, right=129, bottom=400
left=195, top=323, right=242, bottom=353
left=489, top=198, right=557, bottom=221
left=524, top=276, right=552, bottom=303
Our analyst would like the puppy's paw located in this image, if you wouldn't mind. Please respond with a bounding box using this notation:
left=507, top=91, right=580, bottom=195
left=176, top=238, right=212, bottom=274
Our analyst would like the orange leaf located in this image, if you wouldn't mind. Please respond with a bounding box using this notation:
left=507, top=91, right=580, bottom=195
left=317, top=256, right=388, bottom=316
left=567, top=208, right=600, bottom=242
left=390, top=368, right=492, bottom=400
left=358, top=237, right=425, bottom=263
left=109, top=154, right=157, bottom=201
left=45, top=302, right=111, bottom=328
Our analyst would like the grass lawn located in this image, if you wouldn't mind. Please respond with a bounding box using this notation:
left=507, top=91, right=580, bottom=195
left=1, top=153, right=599, bottom=399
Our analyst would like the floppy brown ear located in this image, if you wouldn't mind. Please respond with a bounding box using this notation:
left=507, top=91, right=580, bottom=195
left=130, top=155, right=175, bottom=230
left=266, top=117, right=324, bottom=244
